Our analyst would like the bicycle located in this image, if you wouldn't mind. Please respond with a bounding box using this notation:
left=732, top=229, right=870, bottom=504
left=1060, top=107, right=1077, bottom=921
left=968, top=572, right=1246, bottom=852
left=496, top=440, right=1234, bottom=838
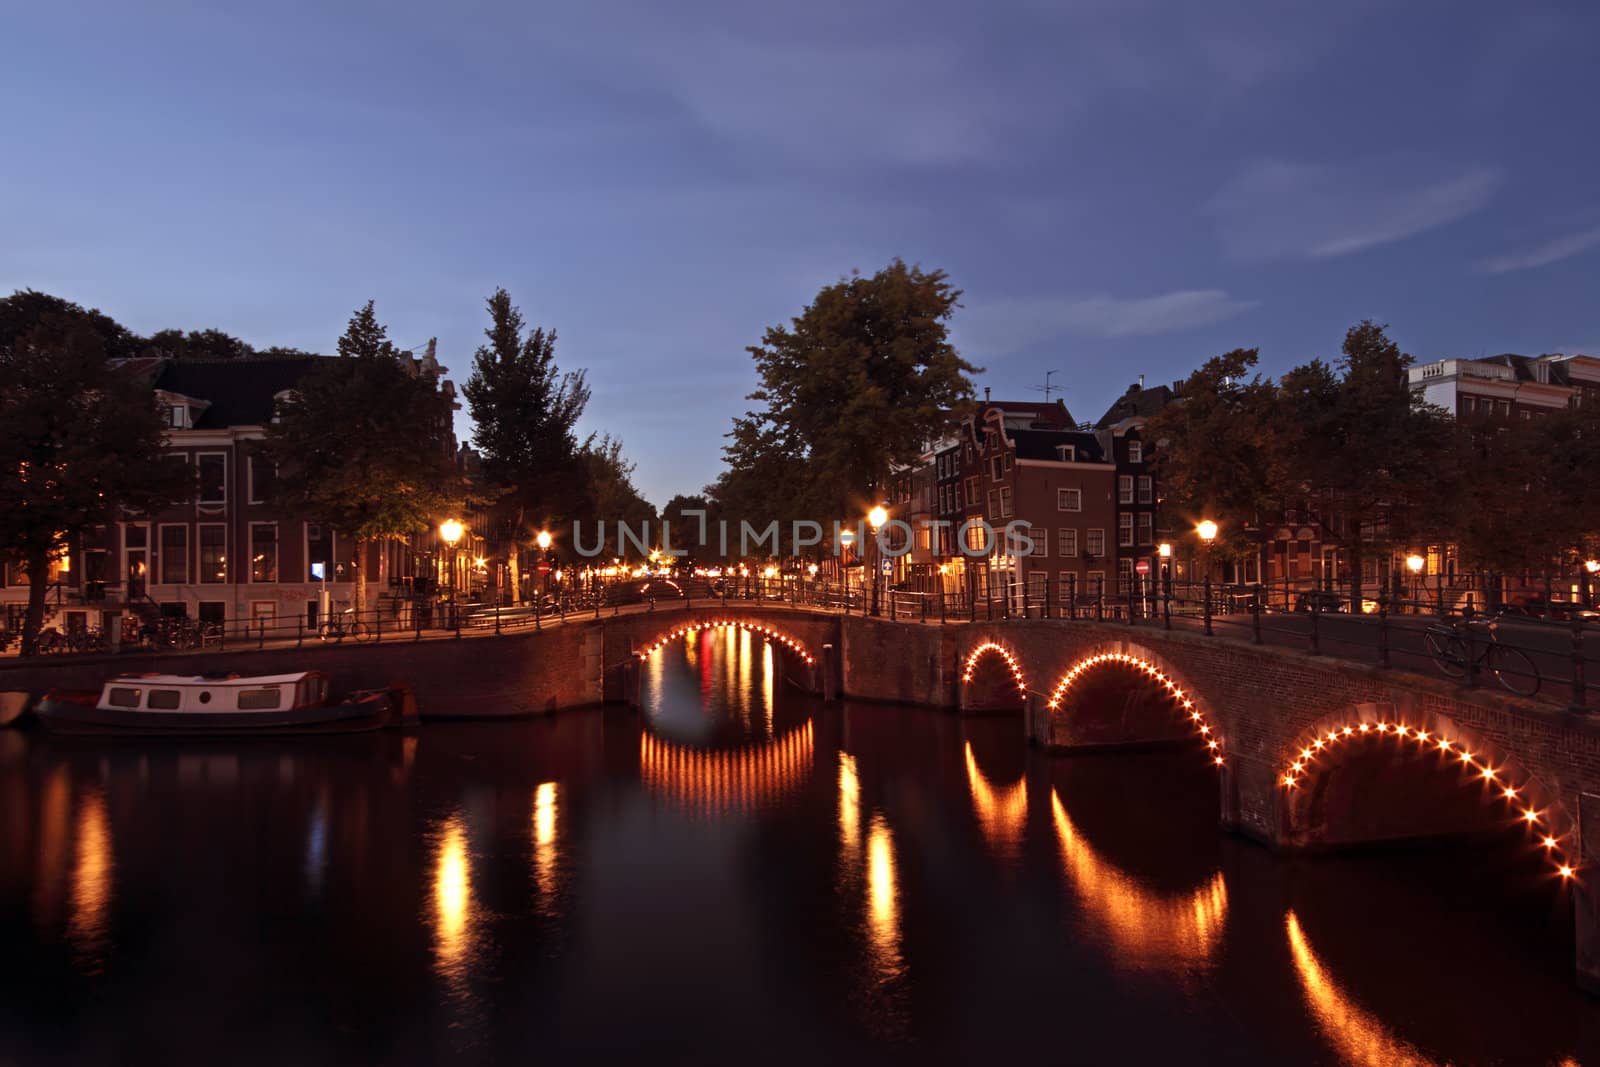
left=318, top=609, right=369, bottom=643
left=1423, top=614, right=1541, bottom=697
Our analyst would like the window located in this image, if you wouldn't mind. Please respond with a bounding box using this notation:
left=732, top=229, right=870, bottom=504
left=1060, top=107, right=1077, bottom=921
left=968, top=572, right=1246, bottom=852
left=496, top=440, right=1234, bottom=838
left=1057, top=528, right=1078, bottom=557
left=238, top=688, right=283, bottom=711
left=1004, top=453, right=1014, bottom=472
left=987, top=489, right=1000, bottom=517
left=1086, top=528, right=1105, bottom=557
left=148, top=689, right=182, bottom=710
left=1137, top=513, right=1153, bottom=545
left=965, top=476, right=979, bottom=504
left=1118, top=512, right=1134, bottom=547
left=198, top=524, right=226, bottom=583
left=1057, top=444, right=1076, bottom=462
left=964, top=523, right=989, bottom=552
left=1059, top=571, right=1076, bottom=600
left=107, top=687, right=141, bottom=708
left=197, top=452, right=227, bottom=506
left=1118, top=475, right=1134, bottom=504
left=1462, top=396, right=1476, bottom=414
left=1027, top=571, right=1047, bottom=602
left=1117, top=557, right=1134, bottom=594
left=159, top=524, right=188, bottom=584
left=168, top=405, right=190, bottom=429
left=1137, top=476, right=1153, bottom=504
left=1128, top=440, right=1143, bottom=464
left=991, top=455, right=1005, bottom=481
left=250, top=523, right=278, bottom=583
left=1028, top=528, right=1047, bottom=557
left=998, top=487, right=1013, bottom=518
left=1086, top=569, right=1106, bottom=594
left=249, top=456, right=276, bottom=504
left=1057, top=488, right=1081, bottom=512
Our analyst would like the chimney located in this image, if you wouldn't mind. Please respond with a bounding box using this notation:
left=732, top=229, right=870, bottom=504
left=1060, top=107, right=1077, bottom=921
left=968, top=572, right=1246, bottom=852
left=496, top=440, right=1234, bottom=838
left=1138, top=374, right=1145, bottom=389
left=984, top=386, right=991, bottom=402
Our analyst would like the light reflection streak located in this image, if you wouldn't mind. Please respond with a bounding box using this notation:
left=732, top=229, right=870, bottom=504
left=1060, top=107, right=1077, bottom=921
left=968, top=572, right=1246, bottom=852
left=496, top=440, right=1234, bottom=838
left=763, top=643, right=775, bottom=738
left=865, top=813, right=904, bottom=984
left=431, top=813, right=476, bottom=994
left=838, top=753, right=860, bottom=852
left=964, top=742, right=1027, bottom=858
left=532, top=782, right=560, bottom=915
left=639, top=721, right=814, bottom=817
left=66, top=788, right=114, bottom=973
left=1050, top=793, right=1226, bottom=968
left=1285, top=910, right=1436, bottom=1066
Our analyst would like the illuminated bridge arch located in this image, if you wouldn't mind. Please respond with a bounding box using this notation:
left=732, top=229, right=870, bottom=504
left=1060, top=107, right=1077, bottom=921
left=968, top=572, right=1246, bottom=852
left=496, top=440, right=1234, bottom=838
left=959, top=641, right=1029, bottom=712
left=1045, top=647, right=1224, bottom=766
left=634, top=619, right=818, bottom=668
left=1278, top=708, right=1575, bottom=880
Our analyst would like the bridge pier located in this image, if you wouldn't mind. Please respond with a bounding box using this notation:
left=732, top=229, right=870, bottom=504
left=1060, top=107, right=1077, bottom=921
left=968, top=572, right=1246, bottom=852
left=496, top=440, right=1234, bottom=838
left=821, top=643, right=838, bottom=702
left=1576, top=793, right=1600, bottom=994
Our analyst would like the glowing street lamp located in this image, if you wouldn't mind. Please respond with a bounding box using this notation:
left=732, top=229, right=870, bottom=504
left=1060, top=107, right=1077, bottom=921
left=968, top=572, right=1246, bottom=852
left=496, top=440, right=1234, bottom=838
left=535, top=530, right=552, bottom=551
left=867, top=505, right=889, bottom=617
left=1196, top=521, right=1217, bottom=635
left=1406, top=554, right=1425, bottom=574
left=1196, top=520, right=1218, bottom=544
left=1586, top=560, right=1600, bottom=575
left=440, top=519, right=464, bottom=631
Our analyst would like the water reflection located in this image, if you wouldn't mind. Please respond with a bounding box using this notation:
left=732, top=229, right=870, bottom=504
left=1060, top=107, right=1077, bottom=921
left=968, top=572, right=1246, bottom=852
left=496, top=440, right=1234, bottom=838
left=865, top=812, right=903, bottom=986
left=837, top=748, right=907, bottom=1037
left=431, top=813, right=476, bottom=996
left=638, top=722, right=814, bottom=817
left=1285, top=910, right=1435, bottom=1067
left=532, top=782, right=560, bottom=916
left=66, top=788, right=114, bottom=974
left=838, top=752, right=860, bottom=851
left=964, top=742, right=1027, bottom=858
left=644, top=630, right=798, bottom=745
left=1050, top=792, right=1226, bottom=969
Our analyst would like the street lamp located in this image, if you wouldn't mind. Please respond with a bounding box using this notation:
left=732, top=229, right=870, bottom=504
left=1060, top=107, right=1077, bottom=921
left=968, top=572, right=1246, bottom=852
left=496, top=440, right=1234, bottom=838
left=867, top=505, right=888, bottom=616
left=1586, top=560, right=1600, bottom=575
left=1196, top=520, right=1217, bottom=635
left=1405, top=553, right=1425, bottom=614
left=440, top=519, right=464, bottom=630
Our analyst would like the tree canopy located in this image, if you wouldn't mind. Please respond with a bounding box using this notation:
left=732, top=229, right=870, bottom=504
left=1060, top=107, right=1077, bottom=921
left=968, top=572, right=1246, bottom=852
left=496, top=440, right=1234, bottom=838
left=0, top=292, right=191, bottom=654
left=720, top=260, right=978, bottom=521
left=262, top=301, right=471, bottom=609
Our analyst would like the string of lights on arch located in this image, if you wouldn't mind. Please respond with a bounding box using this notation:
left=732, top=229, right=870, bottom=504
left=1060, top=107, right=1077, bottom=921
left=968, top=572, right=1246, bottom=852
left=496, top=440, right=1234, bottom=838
left=1046, top=651, right=1225, bottom=767
left=634, top=621, right=817, bottom=666
left=1278, top=718, right=1575, bottom=880
left=960, top=642, right=1028, bottom=701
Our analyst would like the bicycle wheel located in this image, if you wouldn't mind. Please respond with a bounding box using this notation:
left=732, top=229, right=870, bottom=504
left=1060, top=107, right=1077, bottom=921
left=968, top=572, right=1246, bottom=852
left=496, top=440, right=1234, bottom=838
left=1487, top=644, right=1540, bottom=698
left=318, top=624, right=343, bottom=643
left=351, top=621, right=371, bottom=643
left=1423, top=628, right=1467, bottom=679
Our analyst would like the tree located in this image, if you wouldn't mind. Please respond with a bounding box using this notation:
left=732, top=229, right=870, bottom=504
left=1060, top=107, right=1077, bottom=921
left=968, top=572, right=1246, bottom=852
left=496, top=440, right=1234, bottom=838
left=1146, top=349, right=1283, bottom=567
left=729, top=260, right=978, bottom=519
left=461, top=289, right=590, bottom=602
left=0, top=293, right=191, bottom=655
left=263, top=301, right=471, bottom=612
left=0, top=289, right=143, bottom=360
left=143, top=327, right=256, bottom=361
left=576, top=434, right=656, bottom=560
left=1276, top=322, right=1453, bottom=606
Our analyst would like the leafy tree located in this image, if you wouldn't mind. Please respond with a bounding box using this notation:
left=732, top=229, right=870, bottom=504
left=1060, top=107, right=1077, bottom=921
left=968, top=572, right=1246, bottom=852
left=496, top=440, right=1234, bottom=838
left=263, top=301, right=470, bottom=612
left=0, top=289, right=143, bottom=360
left=461, top=289, right=590, bottom=602
left=1275, top=322, right=1453, bottom=605
left=575, top=434, right=656, bottom=561
left=1146, top=348, right=1283, bottom=567
left=144, top=327, right=256, bottom=361
left=729, top=260, right=978, bottom=519
left=0, top=294, right=191, bottom=655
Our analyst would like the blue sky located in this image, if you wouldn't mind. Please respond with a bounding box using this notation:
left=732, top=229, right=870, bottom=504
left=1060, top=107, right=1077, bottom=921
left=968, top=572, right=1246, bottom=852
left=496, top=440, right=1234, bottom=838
left=5, top=0, right=1598, bottom=505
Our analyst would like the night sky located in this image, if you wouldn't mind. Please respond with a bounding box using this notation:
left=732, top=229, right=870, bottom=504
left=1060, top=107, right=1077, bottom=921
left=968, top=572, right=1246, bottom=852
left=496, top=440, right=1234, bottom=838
left=4, top=0, right=1596, bottom=504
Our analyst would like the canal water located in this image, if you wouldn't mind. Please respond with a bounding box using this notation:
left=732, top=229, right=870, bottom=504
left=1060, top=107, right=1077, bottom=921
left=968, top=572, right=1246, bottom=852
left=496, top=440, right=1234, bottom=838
left=1, top=629, right=1596, bottom=1064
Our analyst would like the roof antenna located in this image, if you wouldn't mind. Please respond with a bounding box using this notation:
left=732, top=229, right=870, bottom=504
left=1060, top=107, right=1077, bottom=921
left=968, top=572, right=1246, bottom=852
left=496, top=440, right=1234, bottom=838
left=1033, top=369, right=1061, bottom=403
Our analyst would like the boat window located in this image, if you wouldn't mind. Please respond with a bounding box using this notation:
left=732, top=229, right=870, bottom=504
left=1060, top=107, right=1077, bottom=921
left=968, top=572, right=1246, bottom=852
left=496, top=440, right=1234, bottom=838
left=107, top=687, right=141, bottom=708
left=147, top=690, right=182, bottom=710
left=238, top=687, right=283, bottom=710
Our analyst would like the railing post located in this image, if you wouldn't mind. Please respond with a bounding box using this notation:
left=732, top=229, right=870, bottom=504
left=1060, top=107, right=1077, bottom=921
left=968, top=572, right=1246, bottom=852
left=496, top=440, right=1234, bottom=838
left=258, top=618, right=266, bottom=650
left=939, top=587, right=946, bottom=624
left=375, top=608, right=383, bottom=644
left=297, top=616, right=304, bottom=649
left=1308, top=588, right=1320, bottom=655
left=1377, top=591, right=1389, bottom=668
left=1069, top=575, right=1077, bottom=621
left=1096, top=576, right=1104, bottom=623
left=1463, top=621, right=1479, bottom=688
left=1202, top=575, right=1212, bottom=636
left=1163, top=579, right=1171, bottom=631
left=1126, top=581, right=1135, bottom=627
left=416, top=598, right=423, bottom=641
left=1251, top=585, right=1262, bottom=644
left=1571, top=620, right=1587, bottom=713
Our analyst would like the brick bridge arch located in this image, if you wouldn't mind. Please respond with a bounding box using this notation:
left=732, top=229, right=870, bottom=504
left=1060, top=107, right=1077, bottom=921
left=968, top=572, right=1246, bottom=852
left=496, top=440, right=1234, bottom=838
left=958, top=641, right=1029, bottom=712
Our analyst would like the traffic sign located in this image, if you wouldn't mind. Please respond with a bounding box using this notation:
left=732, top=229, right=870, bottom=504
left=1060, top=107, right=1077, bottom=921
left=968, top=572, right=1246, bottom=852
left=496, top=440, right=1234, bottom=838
left=1135, top=559, right=1151, bottom=576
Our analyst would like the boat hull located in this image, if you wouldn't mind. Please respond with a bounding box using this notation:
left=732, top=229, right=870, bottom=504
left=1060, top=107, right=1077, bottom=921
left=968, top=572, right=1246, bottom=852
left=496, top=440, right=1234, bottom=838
left=34, top=687, right=404, bottom=736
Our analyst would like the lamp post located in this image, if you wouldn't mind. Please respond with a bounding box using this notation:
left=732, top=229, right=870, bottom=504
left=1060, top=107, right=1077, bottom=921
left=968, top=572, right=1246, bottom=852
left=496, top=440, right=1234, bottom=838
left=1158, top=541, right=1173, bottom=620
left=1584, top=558, right=1599, bottom=608
left=536, top=529, right=553, bottom=601
left=1405, top=554, right=1425, bottom=614
left=839, top=528, right=855, bottom=606
left=440, top=519, right=464, bottom=632
left=868, top=505, right=888, bottom=617
left=1196, top=520, right=1217, bottom=635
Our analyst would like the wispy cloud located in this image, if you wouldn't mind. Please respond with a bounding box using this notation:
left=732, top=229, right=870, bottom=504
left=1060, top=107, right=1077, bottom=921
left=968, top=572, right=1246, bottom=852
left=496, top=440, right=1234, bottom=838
left=959, top=289, right=1258, bottom=356
left=1208, top=160, right=1501, bottom=262
left=1476, top=225, right=1600, bottom=274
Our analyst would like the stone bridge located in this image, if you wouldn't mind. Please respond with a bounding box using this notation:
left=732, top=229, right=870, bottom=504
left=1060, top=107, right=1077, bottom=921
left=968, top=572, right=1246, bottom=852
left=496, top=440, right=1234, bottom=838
left=6, top=603, right=1600, bottom=988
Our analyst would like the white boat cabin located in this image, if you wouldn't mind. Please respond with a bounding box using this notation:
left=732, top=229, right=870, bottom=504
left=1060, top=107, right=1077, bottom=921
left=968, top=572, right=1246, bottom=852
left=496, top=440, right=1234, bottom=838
left=97, top=672, right=331, bottom=714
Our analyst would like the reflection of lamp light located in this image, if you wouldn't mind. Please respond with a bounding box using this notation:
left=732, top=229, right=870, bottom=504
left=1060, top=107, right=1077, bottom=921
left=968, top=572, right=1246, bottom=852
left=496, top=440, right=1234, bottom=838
left=1405, top=554, right=1424, bottom=574
left=1196, top=520, right=1218, bottom=543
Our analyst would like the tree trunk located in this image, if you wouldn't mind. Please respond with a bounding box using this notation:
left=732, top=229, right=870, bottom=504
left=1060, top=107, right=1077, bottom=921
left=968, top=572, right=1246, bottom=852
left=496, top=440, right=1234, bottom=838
left=507, top=541, right=521, bottom=606
left=354, top=536, right=369, bottom=620
left=20, top=547, right=49, bottom=658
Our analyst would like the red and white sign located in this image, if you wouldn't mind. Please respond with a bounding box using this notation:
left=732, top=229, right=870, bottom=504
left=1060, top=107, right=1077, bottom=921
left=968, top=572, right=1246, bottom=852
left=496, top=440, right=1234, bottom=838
left=1135, top=560, right=1151, bottom=576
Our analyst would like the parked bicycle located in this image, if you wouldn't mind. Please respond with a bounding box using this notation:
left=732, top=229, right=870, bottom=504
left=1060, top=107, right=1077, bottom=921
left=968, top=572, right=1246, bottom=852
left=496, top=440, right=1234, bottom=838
left=1423, top=613, right=1541, bottom=697
left=318, top=609, right=369, bottom=644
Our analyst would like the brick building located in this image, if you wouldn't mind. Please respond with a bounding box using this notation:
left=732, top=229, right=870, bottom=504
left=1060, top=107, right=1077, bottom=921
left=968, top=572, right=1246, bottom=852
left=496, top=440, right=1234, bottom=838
left=0, top=350, right=473, bottom=640
left=1410, top=352, right=1600, bottom=421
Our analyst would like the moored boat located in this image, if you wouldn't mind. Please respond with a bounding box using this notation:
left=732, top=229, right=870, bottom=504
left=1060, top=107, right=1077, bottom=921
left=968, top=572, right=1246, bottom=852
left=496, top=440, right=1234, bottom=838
left=35, top=671, right=415, bottom=736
